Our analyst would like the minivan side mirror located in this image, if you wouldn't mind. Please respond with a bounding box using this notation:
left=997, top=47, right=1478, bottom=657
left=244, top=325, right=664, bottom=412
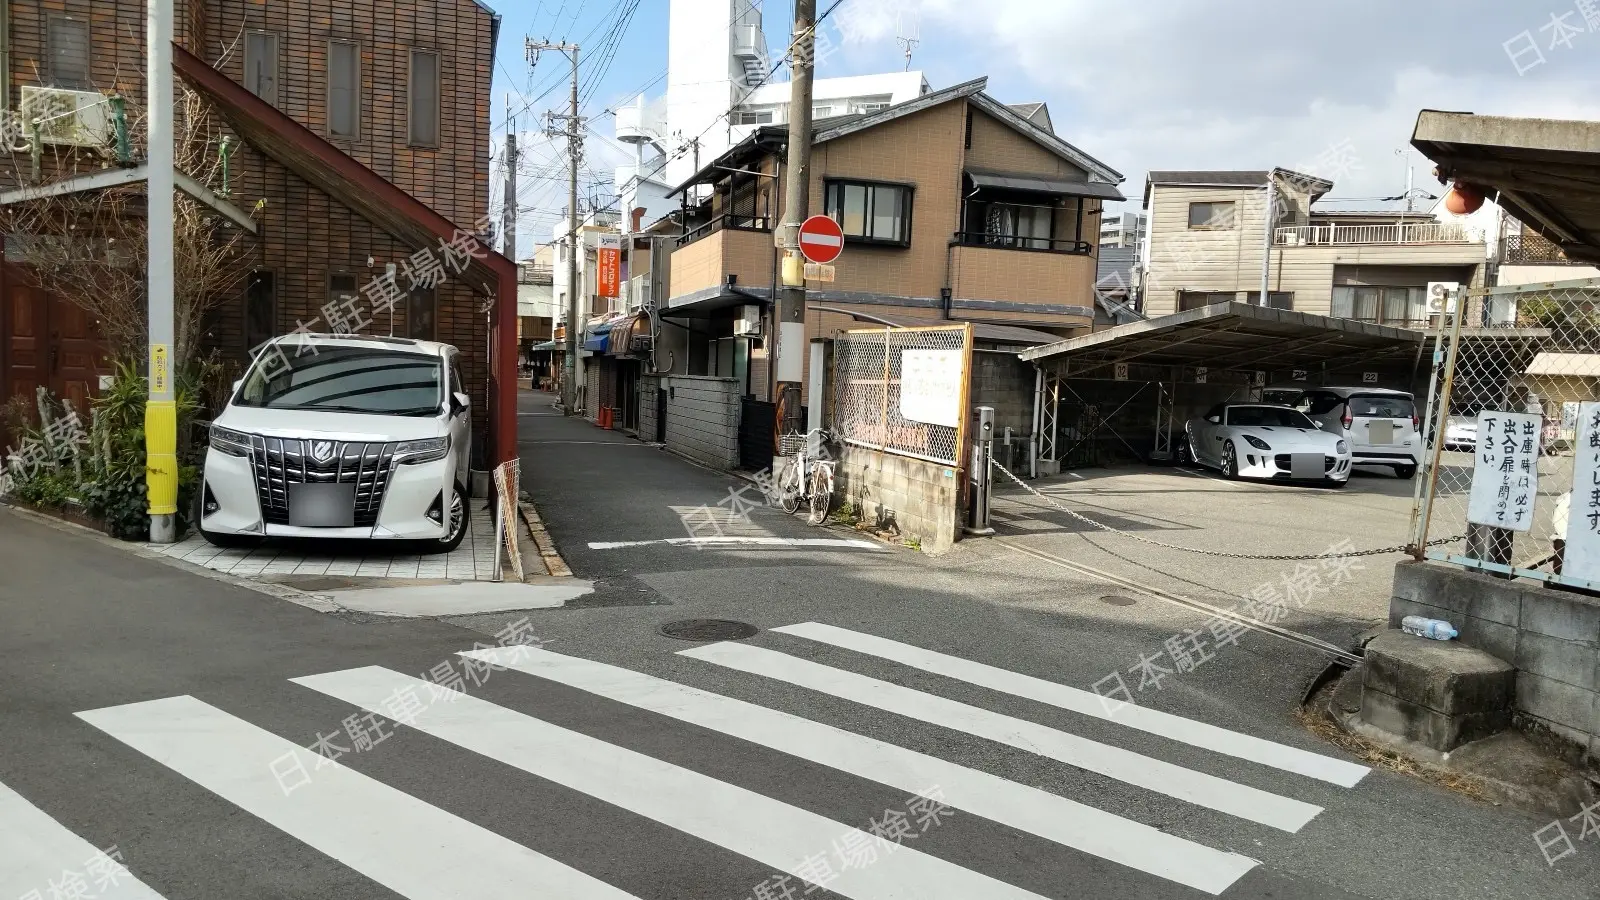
left=451, top=391, right=470, bottom=415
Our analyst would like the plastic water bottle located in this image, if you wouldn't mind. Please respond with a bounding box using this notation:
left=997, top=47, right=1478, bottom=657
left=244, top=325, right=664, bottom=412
left=1401, top=616, right=1458, bottom=641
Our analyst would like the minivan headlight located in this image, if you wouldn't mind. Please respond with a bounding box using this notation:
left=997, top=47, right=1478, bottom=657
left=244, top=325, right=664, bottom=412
left=209, top=424, right=252, bottom=457
left=395, top=436, right=450, bottom=465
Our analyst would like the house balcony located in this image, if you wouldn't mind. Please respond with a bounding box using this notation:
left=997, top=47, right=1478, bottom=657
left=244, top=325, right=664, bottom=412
left=948, top=233, right=1097, bottom=311
left=1274, top=222, right=1483, bottom=246
left=668, top=221, right=775, bottom=299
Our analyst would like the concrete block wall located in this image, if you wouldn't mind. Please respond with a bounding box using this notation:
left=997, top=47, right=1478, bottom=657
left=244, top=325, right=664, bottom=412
left=656, top=375, right=742, bottom=470
left=835, top=444, right=962, bottom=553
left=639, top=376, right=661, bottom=442
left=970, top=353, right=1034, bottom=473
left=1390, top=560, right=1600, bottom=765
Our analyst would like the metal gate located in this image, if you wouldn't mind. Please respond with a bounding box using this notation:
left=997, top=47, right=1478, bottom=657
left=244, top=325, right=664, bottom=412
left=832, top=324, right=973, bottom=466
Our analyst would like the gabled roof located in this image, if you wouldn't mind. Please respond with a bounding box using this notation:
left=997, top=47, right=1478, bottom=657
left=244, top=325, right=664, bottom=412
left=672, top=76, right=1123, bottom=195
left=1143, top=169, right=1335, bottom=205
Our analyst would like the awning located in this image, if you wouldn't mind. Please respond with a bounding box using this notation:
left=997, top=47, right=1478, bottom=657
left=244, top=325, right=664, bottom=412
left=1525, top=352, right=1600, bottom=377
left=607, top=313, right=649, bottom=356
left=531, top=340, right=558, bottom=351
left=967, top=170, right=1125, bottom=201
left=661, top=284, right=767, bottom=320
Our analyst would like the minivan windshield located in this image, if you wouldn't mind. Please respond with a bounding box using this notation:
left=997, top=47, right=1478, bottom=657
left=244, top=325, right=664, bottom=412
left=1350, top=395, right=1415, bottom=418
left=1227, top=406, right=1316, bottom=428
left=234, top=346, right=443, bottom=416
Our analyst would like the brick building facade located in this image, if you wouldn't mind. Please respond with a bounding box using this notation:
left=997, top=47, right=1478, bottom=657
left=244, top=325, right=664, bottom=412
left=0, top=0, right=516, bottom=461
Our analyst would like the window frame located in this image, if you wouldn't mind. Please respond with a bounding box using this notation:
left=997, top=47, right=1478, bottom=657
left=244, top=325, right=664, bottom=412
left=407, top=48, right=441, bottom=148
left=46, top=15, right=91, bottom=90
left=244, top=30, right=280, bottom=106
left=407, top=285, right=437, bottom=341
left=244, top=270, right=277, bottom=355
left=823, top=178, right=914, bottom=247
left=326, top=39, right=361, bottom=141
left=1187, top=201, right=1237, bottom=230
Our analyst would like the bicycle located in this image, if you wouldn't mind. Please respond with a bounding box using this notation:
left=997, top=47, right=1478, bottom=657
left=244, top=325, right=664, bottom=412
left=769, top=428, right=836, bottom=526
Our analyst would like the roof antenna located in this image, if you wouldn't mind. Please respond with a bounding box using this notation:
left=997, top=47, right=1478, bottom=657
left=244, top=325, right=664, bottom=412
left=895, top=7, right=919, bottom=71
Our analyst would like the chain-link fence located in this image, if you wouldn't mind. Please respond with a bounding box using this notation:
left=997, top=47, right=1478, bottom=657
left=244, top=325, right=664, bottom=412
left=1412, top=277, right=1600, bottom=589
left=832, top=324, right=972, bottom=466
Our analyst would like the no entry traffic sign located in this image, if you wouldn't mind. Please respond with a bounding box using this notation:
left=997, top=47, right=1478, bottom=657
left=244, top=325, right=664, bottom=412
left=798, top=215, right=844, bottom=264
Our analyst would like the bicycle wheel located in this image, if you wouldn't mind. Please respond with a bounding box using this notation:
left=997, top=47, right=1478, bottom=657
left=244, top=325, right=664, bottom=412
left=806, top=464, right=834, bottom=526
left=777, top=459, right=802, bottom=515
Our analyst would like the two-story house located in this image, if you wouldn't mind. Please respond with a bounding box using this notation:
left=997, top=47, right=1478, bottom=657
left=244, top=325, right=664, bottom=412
left=1140, top=169, right=1491, bottom=328
left=0, top=0, right=518, bottom=464
left=629, top=76, right=1122, bottom=470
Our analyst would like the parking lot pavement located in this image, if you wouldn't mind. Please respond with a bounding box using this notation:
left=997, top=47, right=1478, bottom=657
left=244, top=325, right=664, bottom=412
left=980, top=462, right=1424, bottom=644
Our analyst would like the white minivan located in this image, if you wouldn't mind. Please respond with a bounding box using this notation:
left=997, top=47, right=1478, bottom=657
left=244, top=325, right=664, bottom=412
left=1294, top=387, right=1421, bottom=479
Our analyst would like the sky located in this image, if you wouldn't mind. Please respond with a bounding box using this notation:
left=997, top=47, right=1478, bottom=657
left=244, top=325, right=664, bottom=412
left=487, top=0, right=1600, bottom=260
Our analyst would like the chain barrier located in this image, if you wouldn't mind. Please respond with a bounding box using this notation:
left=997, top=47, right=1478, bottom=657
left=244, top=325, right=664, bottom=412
left=990, top=461, right=1459, bottom=561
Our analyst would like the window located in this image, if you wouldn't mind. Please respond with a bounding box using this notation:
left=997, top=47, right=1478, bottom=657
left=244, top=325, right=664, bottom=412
left=854, top=100, right=890, bottom=114
left=1350, top=395, right=1415, bottom=418
left=408, top=49, right=440, bottom=146
left=1244, top=291, right=1295, bottom=310
left=407, top=286, right=436, bottom=340
left=1331, top=285, right=1427, bottom=325
left=244, top=271, right=276, bottom=354
left=981, top=202, right=1053, bottom=250
left=1187, top=201, right=1236, bottom=229
left=1178, top=290, right=1236, bottom=311
left=245, top=32, right=279, bottom=105
left=47, top=17, right=90, bottom=89
left=812, top=104, right=836, bottom=118
left=327, top=40, right=360, bottom=139
left=1226, top=406, right=1316, bottom=428
left=824, top=180, right=911, bottom=245
left=733, top=110, right=772, bottom=125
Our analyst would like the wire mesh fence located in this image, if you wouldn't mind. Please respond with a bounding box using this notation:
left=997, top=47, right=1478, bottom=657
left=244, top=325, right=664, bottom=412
left=1413, top=277, right=1600, bottom=589
left=831, top=324, right=972, bottom=467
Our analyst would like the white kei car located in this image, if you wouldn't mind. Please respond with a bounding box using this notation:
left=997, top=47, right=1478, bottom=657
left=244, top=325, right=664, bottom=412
left=197, top=334, right=473, bottom=551
left=1179, top=403, right=1352, bottom=487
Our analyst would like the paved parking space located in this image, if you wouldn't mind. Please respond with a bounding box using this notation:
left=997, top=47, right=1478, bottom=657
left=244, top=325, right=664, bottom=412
left=151, top=510, right=500, bottom=582
left=984, top=461, right=1423, bottom=637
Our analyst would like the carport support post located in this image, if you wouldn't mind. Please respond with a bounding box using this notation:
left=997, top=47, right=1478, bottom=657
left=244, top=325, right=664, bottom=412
left=145, top=0, right=178, bottom=544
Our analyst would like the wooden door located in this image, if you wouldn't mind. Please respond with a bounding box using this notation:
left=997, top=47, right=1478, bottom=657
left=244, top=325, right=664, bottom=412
left=49, top=298, right=103, bottom=415
left=4, top=279, right=47, bottom=413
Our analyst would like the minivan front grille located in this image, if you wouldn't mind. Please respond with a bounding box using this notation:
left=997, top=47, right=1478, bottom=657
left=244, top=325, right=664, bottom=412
left=250, top=435, right=397, bottom=527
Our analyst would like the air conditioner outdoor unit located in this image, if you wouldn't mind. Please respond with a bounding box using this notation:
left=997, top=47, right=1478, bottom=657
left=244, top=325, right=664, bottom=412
left=19, top=86, right=111, bottom=147
left=1426, top=281, right=1461, bottom=314
left=733, top=304, right=762, bottom=337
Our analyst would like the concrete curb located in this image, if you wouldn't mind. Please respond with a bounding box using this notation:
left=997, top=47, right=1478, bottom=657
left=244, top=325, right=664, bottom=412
left=518, top=500, right=573, bottom=578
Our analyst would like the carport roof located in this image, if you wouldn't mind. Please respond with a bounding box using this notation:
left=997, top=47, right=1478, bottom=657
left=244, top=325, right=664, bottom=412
left=1018, top=302, right=1424, bottom=376
left=1411, top=109, right=1600, bottom=264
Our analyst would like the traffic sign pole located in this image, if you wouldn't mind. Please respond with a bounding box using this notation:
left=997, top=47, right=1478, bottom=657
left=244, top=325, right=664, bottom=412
left=774, top=0, right=816, bottom=444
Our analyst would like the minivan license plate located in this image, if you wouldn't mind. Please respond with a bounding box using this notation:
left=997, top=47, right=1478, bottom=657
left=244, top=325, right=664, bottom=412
left=289, top=482, right=356, bottom=527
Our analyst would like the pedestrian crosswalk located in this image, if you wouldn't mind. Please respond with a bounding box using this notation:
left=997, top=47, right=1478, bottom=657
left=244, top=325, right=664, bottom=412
left=9, top=622, right=1370, bottom=899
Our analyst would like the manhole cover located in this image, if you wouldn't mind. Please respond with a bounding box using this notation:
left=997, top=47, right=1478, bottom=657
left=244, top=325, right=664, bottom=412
left=658, top=619, right=760, bottom=641
left=1099, top=595, right=1138, bottom=607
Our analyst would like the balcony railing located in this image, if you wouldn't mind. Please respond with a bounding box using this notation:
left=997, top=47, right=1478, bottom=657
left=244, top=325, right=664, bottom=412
left=952, top=232, right=1093, bottom=255
left=1274, top=222, right=1483, bottom=246
left=1502, top=232, right=1583, bottom=265
left=676, top=214, right=773, bottom=248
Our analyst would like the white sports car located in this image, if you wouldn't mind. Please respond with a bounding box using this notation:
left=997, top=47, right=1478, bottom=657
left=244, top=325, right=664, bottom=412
left=1179, top=403, right=1352, bottom=487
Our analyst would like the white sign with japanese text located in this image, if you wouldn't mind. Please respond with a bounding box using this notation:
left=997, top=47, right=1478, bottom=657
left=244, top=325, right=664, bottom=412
left=1467, top=411, right=1541, bottom=532
left=1562, top=402, right=1600, bottom=582
left=899, top=349, right=964, bottom=428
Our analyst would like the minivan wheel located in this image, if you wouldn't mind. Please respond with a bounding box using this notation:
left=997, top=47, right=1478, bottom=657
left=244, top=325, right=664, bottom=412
left=437, top=480, right=470, bottom=552
left=1395, top=463, right=1417, bottom=480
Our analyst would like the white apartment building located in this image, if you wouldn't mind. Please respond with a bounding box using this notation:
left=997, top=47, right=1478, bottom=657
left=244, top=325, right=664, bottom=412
left=612, top=0, right=929, bottom=231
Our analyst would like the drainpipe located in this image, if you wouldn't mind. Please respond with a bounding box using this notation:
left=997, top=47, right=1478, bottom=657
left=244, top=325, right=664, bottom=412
left=1030, top=366, right=1043, bottom=478
left=1259, top=170, right=1277, bottom=305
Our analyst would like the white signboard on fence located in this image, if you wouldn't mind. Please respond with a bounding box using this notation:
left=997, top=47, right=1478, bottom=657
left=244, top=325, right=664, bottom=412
left=899, top=349, right=964, bottom=427
left=1562, top=403, right=1600, bottom=582
left=1467, top=411, right=1541, bottom=532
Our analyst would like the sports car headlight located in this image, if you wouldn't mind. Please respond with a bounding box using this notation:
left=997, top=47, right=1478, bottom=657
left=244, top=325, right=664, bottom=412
left=1337, top=440, right=1349, bottom=454
left=209, top=424, right=252, bottom=457
left=395, top=436, right=450, bottom=465
left=1243, top=435, right=1271, bottom=451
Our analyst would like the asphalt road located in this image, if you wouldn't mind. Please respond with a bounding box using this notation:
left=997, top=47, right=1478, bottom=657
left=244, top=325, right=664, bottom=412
left=0, top=392, right=1594, bottom=899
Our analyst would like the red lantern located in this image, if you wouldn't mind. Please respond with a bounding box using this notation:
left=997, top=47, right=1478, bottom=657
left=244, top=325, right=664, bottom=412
left=1445, top=181, right=1485, bottom=215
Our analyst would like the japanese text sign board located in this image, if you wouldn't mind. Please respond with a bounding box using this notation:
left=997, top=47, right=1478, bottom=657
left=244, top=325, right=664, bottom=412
left=597, top=235, right=621, bottom=299
left=1467, top=411, right=1540, bottom=532
left=1562, top=402, right=1600, bottom=582
left=899, top=349, right=963, bottom=428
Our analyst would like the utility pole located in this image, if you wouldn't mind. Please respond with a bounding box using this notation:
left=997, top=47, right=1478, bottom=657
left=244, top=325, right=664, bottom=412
left=503, top=95, right=518, bottom=263
left=774, top=0, right=816, bottom=439
left=145, top=0, right=177, bottom=543
left=1258, top=169, right=1276, bottom=308
left=529, top=38, right=583, bottom=415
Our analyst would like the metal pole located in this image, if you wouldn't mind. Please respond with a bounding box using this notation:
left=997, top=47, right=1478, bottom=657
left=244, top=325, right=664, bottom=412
left=1413, top=289, right=1467, bottom=558
left=503, top=96, right=517, bottom=263
left=530, top=40, right=581, bottom=415
left=774, top=0, right=816, bottom=438
left=145, top=0, right=178, bottom=543
left=1258, top=170, right=1276, bottom=307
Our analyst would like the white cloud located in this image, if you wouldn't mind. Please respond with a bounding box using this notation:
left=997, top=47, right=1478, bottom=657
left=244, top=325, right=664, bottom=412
left=839, top=0, right=1600, bottom=205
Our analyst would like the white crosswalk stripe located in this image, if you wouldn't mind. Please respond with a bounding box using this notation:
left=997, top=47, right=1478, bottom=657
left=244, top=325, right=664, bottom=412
left=461, top=645, right=1260, bottom=895
left=679, top=641, right=1324, bottom=832
left=293, top=666, right=1056, bottom=900
left=74, top=696, right=643, bottom=900
left=56, top=622, right=1371, bottom=899
left=0, top=781, right=167, bottom=899
left=772, top=622, right=1371, bottom=787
